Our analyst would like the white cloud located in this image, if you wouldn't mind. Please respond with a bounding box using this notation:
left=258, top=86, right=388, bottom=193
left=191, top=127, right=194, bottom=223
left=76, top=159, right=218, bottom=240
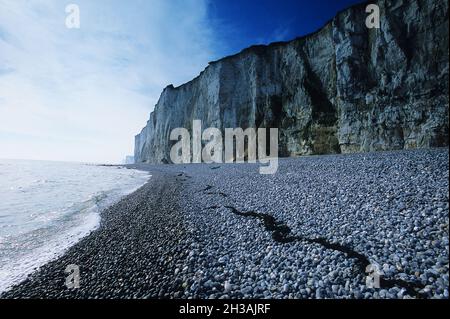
left=0, top=0, right=217, bottom=163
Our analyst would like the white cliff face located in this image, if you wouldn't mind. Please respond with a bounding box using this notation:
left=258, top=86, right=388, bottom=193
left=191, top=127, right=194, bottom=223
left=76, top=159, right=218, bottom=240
left=135, top=0, right=449, bottom=163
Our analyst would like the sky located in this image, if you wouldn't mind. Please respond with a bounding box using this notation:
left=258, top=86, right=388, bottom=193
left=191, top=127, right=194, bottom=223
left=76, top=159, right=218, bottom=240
left=0, top=0, right=363, bottom=164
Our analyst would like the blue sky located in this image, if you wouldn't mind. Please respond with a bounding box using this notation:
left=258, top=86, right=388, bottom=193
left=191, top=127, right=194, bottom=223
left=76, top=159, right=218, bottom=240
left=0, top=0, right=363, bottom=163
left=209, top=0, right=363, bottom=55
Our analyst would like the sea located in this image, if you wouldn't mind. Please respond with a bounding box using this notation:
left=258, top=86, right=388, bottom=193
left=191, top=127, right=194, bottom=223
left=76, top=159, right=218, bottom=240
left=0, top=159, right=149, bottom=292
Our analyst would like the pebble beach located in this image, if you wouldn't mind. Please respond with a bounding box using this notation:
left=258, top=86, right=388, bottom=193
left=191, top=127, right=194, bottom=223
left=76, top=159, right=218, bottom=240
left=2, top=148, right=448, bottom=299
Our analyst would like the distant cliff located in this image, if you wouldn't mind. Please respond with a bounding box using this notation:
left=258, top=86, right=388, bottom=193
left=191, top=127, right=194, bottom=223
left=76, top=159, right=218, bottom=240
left=135, top=0, right=449, bottom=164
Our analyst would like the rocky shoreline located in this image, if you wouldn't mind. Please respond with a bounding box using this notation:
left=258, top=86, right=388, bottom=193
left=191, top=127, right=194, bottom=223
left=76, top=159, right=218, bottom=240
left=1, top=149, right=448, bottom=299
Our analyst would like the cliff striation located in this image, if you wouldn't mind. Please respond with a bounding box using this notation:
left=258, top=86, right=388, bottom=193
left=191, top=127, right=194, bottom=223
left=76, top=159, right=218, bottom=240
left=135, top=0, right=449, bottom=163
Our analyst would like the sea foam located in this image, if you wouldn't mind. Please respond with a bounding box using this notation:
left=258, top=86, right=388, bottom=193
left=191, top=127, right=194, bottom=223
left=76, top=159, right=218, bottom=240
left=0, top=159, right=149, bottom=292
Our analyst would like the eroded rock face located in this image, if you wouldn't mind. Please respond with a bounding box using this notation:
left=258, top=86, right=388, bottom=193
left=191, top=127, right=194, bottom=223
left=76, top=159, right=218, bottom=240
left=135, top=0, right=449, bottom=163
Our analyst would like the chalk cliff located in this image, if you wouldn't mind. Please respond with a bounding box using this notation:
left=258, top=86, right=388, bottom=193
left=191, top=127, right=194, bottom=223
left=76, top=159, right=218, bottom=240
left=135, top=0, right=449, bottom=163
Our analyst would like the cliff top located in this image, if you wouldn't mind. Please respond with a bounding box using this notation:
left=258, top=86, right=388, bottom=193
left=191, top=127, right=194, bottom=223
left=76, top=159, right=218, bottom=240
left=162, top=0, right=370, bottom=92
